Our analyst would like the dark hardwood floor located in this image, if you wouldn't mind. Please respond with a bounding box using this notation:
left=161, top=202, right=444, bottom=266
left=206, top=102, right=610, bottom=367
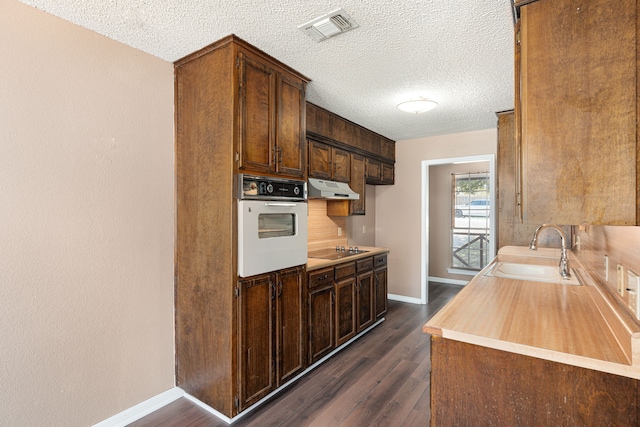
left=130, top=282, right=462, bottom=427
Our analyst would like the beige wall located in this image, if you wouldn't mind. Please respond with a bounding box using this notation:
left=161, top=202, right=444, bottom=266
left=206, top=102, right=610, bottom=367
left=347, top=185, right=376, bottom=247
left=376, top=128, right=497, bottom=300
left=1, top=2, right=175, bottom=425
left=429, top=162, right=490, bottom=280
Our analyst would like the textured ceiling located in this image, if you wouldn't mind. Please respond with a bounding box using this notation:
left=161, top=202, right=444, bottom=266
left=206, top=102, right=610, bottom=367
left=18, top=0, right=515, bottom=141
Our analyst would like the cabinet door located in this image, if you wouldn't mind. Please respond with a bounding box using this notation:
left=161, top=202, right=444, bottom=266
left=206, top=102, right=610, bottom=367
left=238, top=52, right=276, bottom=175
left=381, top=162, right=394, bottom=185
left=519, top=0, right=637, bottom=225
left=308, top=140, right=332, bottom=180
left=275, top=267, right=306, bottom=384
left=276, top=75, right=306, bottom=179
left=332, top=148, right=351, bottom=183
left=350, top=154, right=366, bottom=215
left=374, top=267, right=388, bottom=319
left=308, top=285, right=334, bottom=364
left=356, top=270, right=374, bottom=332
left=239, top=273, right=275, bottom=409
left=366, top=158, right=383, bottom=184
left=335, top=277, right=356, bottom=346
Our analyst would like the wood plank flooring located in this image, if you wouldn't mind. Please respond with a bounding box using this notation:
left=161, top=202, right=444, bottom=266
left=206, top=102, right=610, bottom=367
left=129, top=283, right=462, bottom=427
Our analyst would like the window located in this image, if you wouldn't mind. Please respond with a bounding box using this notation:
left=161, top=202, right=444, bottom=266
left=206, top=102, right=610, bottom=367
left=451, top=172, right=490, bottom=271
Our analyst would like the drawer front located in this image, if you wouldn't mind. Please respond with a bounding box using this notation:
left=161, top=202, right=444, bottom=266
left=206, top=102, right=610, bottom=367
left=374, top=254, right=387, bottom=269
left=308, top=267, right=333, bottom=289
left=356, top=257, right=374, bottom=273
left=335, top=261, right=356, bottom=281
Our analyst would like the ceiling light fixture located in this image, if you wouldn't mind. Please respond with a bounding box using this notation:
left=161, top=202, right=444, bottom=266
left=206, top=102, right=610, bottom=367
left=397, top=98, right=438, bottom=114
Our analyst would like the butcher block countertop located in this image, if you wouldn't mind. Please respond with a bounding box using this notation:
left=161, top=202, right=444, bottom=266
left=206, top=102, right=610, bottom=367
left=307, top=246, right=389, bottom=271
left=424, top=246, right=640, bottom=380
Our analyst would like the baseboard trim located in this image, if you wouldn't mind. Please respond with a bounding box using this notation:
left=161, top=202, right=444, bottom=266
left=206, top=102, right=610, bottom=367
left=388, top=294, right=422, bottom=305
left=92, top=387, right=184, bottom=427
left=429, top=276, right=469, bottom=286
left=93, top=319, right=388, bottom=426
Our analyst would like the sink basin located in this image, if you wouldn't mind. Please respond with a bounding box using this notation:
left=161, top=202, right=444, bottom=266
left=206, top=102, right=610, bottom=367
left=484, top=262, right=581, bottom=285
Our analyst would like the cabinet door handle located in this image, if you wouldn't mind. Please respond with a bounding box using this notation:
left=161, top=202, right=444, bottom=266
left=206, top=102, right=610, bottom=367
left=271, top=281, right=276, bottom=300
left=278, top=281, right=283, bottom=297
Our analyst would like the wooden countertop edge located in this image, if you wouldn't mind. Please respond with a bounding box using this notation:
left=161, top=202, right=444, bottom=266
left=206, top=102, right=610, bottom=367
left=306, top=247, right=390, bottom=271
left=437, top=330, right=640, bottom=381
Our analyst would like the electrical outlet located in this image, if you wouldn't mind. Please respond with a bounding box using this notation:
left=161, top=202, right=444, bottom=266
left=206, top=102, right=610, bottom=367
left=604, top=255, right=609, bottom=282
left=628, top=270, right=640, bottom=320
left=617, top=264, right=625, bottom=297
left=337, top=227, right=342, bottom=237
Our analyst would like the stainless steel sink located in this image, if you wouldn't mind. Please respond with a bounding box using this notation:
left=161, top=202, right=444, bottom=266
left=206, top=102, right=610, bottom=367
left=484, top=261, right=581, bottom=285
left=308, top=248, right=369, bottom=260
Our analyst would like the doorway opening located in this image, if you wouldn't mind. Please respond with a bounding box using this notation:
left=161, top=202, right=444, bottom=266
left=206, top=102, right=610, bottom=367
left=420, top=155, right=496, bottom=304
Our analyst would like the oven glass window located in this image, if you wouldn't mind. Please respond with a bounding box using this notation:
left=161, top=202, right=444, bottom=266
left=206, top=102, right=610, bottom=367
left=258, top=213, right=296, bottom=238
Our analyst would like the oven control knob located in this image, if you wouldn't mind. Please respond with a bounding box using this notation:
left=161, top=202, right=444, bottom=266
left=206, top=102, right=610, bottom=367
left=293, top=187, right=300, bottom=196
left=266, top=183, right=274, bottom=193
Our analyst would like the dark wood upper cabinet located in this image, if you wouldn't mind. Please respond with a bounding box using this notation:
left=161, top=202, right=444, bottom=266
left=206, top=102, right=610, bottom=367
left=516, top=0, right=638, bottom=225
left=308, top=140, right=350, bottom=183
left=306, top=102, right=395, bottom=188
left=349, top=154, right=366, bottom=215
left=238, top=49, right=307, bottom=179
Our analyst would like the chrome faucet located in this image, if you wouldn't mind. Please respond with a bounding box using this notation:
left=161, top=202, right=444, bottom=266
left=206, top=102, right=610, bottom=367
left=529, top=224, right=571, bottom=279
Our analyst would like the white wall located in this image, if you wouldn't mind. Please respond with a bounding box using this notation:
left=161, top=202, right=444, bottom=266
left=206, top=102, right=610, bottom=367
left=0, top=1, right=175, bottom=425
left=376, top=128, right=497, bottom=300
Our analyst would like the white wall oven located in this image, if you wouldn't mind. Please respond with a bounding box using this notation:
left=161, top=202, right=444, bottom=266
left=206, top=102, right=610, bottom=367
left=237, top=174, right=308, bottom=278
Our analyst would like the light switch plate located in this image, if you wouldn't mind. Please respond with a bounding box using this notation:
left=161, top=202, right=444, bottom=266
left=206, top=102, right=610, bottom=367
left=618, top=264, right=625, bottom=297
left=604, top=255, right=609, bottom=282
left=629, top=270, right=640, bottom=320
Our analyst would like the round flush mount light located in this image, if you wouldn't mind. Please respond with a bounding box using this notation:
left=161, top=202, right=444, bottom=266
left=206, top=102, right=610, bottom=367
left=396, top=98, right=438, bottom=114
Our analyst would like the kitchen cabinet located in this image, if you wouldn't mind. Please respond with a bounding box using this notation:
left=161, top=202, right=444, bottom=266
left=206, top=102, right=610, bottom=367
left=326, top=153, right=366, bottom=216
left=366, top=158, right=394, bottom=185
left=238, top=266, right=306, bottom=410
left=334, top=262, right=356, bottom=346
left=373, top=254, right=388, bottom=319
left=496, top=110, right=569, bottom=248
left=355, top=258, right=374, bottom=333
left=307, top=254, right=388, bottom=363
left=515, top=0, right=638, bottom=225
left=237, top=50, right=307, bottom=179
left=306, top=102, right=395, bottom=187
left=308, top=139, right=350, bottom=183
left=306, top=102, right=396, bottom=167
left=175, top=35, right=309, bottom=418
left=308, top=267, right=334, bottom=364
left=430, top=336, right=639, bottom=426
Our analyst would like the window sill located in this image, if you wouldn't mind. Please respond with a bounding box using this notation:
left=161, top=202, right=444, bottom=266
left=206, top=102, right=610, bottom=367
left=447, top=268, right=480, bottom=277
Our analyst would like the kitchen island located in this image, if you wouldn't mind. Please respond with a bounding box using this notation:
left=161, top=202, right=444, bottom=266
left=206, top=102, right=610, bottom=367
left=424, top=246, right=640, bottom=425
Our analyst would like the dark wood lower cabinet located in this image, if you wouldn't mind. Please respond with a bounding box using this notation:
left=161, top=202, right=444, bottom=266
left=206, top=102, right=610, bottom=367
left=239, top=274, right=275, bottom=409
left=276, top=267, right=306, bottom=385
left=239, top=266, right=305, bottom=411
left=356, top=270, right=374, bottom=332
left=373, top=254, right=387, bottom=319
left=335, top=277, right=356, bottom=346
left=430, top=336, right=639, bottom=426
left=308, top=284, right=334, bottom=364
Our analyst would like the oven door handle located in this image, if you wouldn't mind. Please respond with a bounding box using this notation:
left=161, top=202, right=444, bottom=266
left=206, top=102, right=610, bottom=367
left=264, top=202, right=297, bottom=207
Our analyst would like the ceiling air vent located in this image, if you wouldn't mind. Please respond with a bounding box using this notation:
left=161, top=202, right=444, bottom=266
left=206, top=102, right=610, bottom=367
left=298, top=8, right=359, bottom=42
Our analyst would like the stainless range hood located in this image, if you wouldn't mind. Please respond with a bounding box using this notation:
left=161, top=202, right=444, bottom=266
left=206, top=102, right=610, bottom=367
left=308, top=178, right=360, bottom=200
